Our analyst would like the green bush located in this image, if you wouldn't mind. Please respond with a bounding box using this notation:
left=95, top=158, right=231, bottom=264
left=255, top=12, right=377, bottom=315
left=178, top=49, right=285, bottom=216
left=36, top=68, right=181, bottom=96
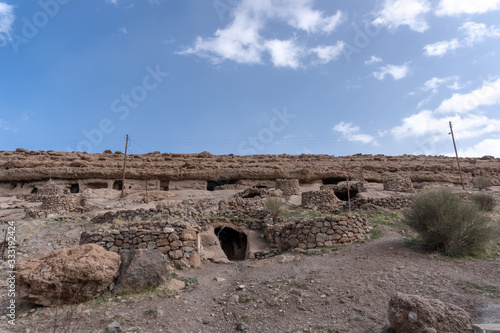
left=472, top=176, right=492, bottom=191
left=404, top=189, right=498, bottom=256
left=470, top=193, right=497, bottom=212
left=265, top=197, right=284, bottom=221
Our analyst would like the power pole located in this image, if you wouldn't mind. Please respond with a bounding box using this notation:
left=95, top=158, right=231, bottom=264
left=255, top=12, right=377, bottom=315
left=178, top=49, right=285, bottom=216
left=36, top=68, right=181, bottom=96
left=121, top=134, right=129, bottom=198
left=449, top=122, right=465, bottom=190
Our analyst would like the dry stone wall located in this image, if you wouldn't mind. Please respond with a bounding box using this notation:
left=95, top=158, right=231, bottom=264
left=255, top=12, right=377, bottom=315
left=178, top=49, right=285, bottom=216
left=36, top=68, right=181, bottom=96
left=301, top=190, right=342, bottom=212
left=80, top=221, right=200, bottom=268
left=264, top=214, right=370, bottom=252
left=275, top=179, right=300, bottom=196
left=353, top=196, right=413, bottom=210
left=25, top=184, right=87, bottom=218
left=383, top=175, right=414, bottom=193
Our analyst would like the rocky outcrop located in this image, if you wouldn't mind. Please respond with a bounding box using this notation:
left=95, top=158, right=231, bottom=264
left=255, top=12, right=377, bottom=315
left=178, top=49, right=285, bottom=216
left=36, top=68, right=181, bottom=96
left=114, top=249, right=169, bottom=293
left=1, top=151, right=499, bottom=187
left=388, top=293, right=474, bottom=333
left=16, top=244, right=120, bottom=306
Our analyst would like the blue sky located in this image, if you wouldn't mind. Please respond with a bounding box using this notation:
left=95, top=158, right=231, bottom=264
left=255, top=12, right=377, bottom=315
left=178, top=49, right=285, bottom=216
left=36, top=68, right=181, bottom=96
left=1, top=0, right=500, bottom=157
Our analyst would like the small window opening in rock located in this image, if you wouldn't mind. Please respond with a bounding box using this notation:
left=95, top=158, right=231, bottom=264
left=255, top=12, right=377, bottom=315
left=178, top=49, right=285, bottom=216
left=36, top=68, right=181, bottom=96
left=323, top=177, right=346, bottom=185
left=214, top=227, right=247, bottom=261
left=207, top=179, right=238, bottom=191
left=31, top=187, right=38, bottom=194
left=256, top=185, right=268, bottom=189
left=112, top=180, right=123, bottom=191
left=86, top=182, right=108, bottom=190
left=9, top=183, right=17, bottom=190
left=334, top=188, right=358, bottom=201
left=70, top=184, right=80, bottom=193
left=160, top=180, right=169, bottom=191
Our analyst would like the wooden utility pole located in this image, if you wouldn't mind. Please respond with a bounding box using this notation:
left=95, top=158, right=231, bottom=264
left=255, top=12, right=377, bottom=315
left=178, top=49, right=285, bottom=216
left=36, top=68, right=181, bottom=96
left=121, top=134, right=129, bottom=198
left=449, top=122, right=465, bottom=190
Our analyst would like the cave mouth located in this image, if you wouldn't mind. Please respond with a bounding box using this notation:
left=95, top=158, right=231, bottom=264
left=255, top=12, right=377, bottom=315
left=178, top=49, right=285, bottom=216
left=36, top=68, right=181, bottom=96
left=70, top=183, right=80, bottom=193
left=112, top=180, right=123, bottom=191
left=323, top=177, right=346, bottom=185
left=207, top=179, right=238, bottom=191
left=334, top=188, right=359, bottom=201
left=214, top=227, right=247, bottom=261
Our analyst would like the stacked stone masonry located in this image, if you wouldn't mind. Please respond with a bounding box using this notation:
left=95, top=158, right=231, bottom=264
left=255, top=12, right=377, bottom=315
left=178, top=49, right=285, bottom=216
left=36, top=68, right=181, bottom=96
left=25, top=184, right=87, bottom=218
left=301, top=190, right=342, bottom=212
left=80, top=221, right=200, bottom=267
left=275, top=179, right=300, bottom=196
left=383, top=175, right=414, bottom=193
left=352, top=196, right=413, bottom=210
left=264, top=214, right=370, bottom=252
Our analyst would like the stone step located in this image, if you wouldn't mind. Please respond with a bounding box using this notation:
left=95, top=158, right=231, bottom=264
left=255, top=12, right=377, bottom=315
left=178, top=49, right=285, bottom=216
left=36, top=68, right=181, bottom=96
left=473, top=324, right=500, bottom=333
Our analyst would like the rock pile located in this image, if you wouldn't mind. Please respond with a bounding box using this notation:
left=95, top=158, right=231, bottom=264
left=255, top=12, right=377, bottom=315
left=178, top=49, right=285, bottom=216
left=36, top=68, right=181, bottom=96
left=383, top=175, right=414, bottom=193
left=387, top=293, right=474, bottom=333
left=301, top=190, right=342, bottom=212
left=265, top=215, right=370, bottom=251
left=80, top=221, right=200, bottom=269
left=275, top=179, right=300, bottom=196
left=25, top=184, right=87, bottom=218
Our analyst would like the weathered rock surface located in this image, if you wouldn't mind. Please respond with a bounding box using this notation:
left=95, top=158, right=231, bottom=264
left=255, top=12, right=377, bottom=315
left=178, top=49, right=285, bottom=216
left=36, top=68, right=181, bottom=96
left=114, top=249, right=169, bottom=293
left=3, top=151, right=496, bottom=186
left=388, top=293, right=474, bottom=333
left=16, top=244, right=120, bottom=306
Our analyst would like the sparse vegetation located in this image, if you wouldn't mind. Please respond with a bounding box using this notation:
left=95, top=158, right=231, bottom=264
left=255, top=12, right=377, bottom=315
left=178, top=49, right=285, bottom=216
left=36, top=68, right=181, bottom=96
left=470, top=192, right=497, bottom=212
left=472, top=176, right=492, bottom=191
left=404, top=189, right=499, bottom=256
left=265, top=197, right=284, bottom=221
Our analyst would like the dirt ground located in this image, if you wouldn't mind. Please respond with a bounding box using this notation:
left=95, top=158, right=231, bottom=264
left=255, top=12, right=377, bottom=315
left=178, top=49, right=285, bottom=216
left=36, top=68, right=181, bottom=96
left=0, top=186, right=499, bottom=333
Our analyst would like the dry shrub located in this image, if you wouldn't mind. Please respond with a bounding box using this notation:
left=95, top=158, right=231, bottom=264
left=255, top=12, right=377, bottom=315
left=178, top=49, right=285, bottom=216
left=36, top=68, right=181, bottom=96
left=265, top=197, right=284, bottom=221
left=470, top=193, right=497, bottom=212
left=472, top=176, right=492, bottom=191
left=404, top=189, right=498, bottom=256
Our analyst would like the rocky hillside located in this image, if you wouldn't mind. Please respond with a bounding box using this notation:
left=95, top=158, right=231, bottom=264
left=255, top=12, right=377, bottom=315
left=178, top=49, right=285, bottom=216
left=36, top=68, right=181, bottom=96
left=0, top=149, right=498, bottom=185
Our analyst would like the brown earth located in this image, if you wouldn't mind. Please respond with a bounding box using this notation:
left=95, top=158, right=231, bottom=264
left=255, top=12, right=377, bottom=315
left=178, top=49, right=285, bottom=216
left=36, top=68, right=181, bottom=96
left=0, top=184, right=499, bottom=333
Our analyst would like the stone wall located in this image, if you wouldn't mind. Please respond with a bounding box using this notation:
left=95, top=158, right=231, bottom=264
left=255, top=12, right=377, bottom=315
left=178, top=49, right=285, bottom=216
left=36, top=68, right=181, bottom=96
left=264, top=214, right=370, bottom=252
left=353, top=195, right=413, bottom=210
left=383, top=175, right=414, bottom=193
left=80, top=221, right=200, bottom=269
left=25, top=184, right=87, bottom=218
left=301, top=190, right=342, bottom=212
left=275, top=179, right=300, bottom=196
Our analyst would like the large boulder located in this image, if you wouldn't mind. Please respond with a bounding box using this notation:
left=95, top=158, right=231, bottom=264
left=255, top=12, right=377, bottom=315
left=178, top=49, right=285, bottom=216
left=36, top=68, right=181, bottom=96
left=16, top=244, right=120, bottom=306
left=388, top=293, right=473, bottom=333
left=114, top=249, right=169, bottom=293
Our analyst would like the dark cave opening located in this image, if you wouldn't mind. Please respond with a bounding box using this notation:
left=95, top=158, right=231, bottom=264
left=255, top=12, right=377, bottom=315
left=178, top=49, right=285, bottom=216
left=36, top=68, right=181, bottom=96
left=214, top=227, right=247, bottom=261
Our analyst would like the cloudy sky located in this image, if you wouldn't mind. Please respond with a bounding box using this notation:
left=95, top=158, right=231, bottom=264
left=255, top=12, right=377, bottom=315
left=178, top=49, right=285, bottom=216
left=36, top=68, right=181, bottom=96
left=0, top=0, right=499, bottom=157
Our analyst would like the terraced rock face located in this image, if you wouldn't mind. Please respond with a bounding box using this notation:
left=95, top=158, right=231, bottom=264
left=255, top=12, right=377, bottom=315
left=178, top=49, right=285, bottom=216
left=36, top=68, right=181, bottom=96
left=0, top=149, right=498, bottom=186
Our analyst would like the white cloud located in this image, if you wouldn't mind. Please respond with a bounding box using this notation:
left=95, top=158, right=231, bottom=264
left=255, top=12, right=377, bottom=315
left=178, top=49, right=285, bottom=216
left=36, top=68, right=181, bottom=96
left=424, top=22, right=500, bottom=57
left=436, top=0, right=500, bottom=16
left=365, top=55, right=383, bottom=65
left=0, top=119, right=15, bottom=131
left=0, top=2, right=14, bottom=44
left=265, top=39, right=302, bottom=69
left=372, top=0, right=431, bottom=32
left=391, top=110, right=500, bottom=140
left=461, top=21, right=500, bottom=46
left=180, top=0, right=345, bottom=68
left=437, top=78, right=500, bottom=113
left=422, top=76, right=460, bottom=93
left=373, top=63, right=410, bottom=80
left=311, top=41, right=345, bottom=64
left=333, top=122, right=378, bottom=145
left=460, top=139, right=500, bottom=158
left=423, top=39, right=460, bottom=56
